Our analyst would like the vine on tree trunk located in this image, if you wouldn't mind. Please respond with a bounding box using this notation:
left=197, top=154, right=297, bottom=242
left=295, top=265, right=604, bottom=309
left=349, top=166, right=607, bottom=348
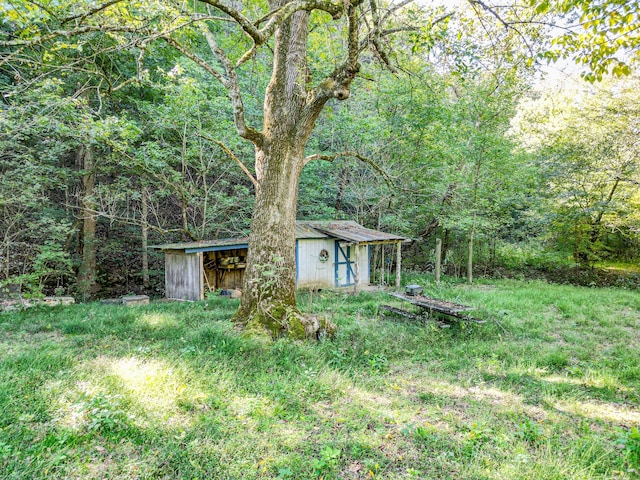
left=236, top=254, right=336, bottom=340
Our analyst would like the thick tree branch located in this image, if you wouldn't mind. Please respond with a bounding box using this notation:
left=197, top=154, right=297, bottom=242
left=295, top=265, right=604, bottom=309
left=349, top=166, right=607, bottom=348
left=198, top=0, right=265, bottom=44
left=161, top=36, right=225, bottom=83
left=236, top=44, right=258, bottom=68
left=304, top=150, right=394, bottom=188
left=258, top=0, right=343, bottom=44
left=201, top=0, right=343, bottom=68
left=346, top=1, right=361, bottom=67
left=163, top=33, right=261, bottom=147
left=198, top=134, right=259, bottom=188
left=369, top=0, right=396, bottom=72
left=255, top=0, right=343, bottom=28
left=199, top=25, right=264, bottom=147
left=306, top=0, right=361, bottom=108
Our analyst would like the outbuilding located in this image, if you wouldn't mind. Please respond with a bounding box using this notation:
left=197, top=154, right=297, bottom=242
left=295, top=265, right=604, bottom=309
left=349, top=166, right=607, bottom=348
left=150, top=220, right=407, bottom=301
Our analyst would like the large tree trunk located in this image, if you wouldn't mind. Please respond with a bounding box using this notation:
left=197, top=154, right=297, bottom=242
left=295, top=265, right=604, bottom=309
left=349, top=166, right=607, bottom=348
left=236, top=143, right=337, bottom=339
left=233, top=7, right=356, bottom=338
left=235, top=145, right=307, bottom=336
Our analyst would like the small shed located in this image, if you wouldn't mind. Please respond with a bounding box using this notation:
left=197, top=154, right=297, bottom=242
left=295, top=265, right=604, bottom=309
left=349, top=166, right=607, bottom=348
left=150, top=220, right=407, bottom=301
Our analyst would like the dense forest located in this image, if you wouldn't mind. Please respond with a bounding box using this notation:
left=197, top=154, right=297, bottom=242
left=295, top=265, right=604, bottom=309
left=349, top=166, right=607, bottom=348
left=1, top=0, right=639, bottom=303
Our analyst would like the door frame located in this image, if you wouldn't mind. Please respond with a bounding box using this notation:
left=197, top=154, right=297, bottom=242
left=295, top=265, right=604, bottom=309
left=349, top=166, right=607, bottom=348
left=334, top=242, right=356, bottom=287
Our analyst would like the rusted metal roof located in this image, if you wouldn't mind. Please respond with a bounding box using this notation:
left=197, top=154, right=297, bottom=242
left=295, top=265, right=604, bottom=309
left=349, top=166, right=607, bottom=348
left=150, top=220, right=405, bottom=252
left=297, top=220, right=407, bottom=244
left=149, top=237, right=248, bottom=253
left=295, top=222, right=329, bottom=239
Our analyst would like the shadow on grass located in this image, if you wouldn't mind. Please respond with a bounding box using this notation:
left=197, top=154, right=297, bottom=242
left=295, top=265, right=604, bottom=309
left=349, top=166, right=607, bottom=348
left=0, top=289, right=636, bottom=479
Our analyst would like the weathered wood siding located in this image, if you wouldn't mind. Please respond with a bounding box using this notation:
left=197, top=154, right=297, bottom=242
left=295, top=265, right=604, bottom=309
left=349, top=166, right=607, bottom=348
left=218, top=268, right=243, bottom=290
left=165, top=251, right=203, bottom=301
left=354, top=244, right=370, bottom=286
left=297, top=239, right=370, bottom=288
left=297, top=239, right=334, bottom=288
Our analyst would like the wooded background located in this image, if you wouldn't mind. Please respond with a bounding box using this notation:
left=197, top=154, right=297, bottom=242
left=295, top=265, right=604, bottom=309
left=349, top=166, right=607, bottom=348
left=1, top=0, right=639, bottom=300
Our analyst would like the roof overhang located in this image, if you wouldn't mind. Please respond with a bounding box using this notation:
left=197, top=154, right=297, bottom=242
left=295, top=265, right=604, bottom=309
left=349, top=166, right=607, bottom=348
left=149, top=238, right=249, bottom=253
left=150, top=220, right=409, bottom=252
left=301, top=220, right=408, bottom=244
left=184, top=243, right=248, bottom=254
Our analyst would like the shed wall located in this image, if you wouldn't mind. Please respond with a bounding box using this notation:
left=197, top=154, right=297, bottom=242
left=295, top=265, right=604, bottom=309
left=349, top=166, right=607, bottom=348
left=297, top=239, right=370, bottom=288
left=297, top=238, right=335, bottom=288
left=335, top=243, right=370, bottom=287
left=354, top=244, right=370, bottom=285
left=165, top=251, right=203, bottom=301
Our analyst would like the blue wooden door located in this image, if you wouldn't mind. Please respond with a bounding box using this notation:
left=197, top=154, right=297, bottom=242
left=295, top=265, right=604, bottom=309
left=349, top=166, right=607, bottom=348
left=334, top=242, right=355, bottom=287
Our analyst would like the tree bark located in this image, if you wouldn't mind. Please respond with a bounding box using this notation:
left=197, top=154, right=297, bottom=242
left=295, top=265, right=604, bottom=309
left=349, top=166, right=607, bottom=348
left=141, top=187, right=150, bottom=289
left=168, top=0, right=352, bottom=338
left=442, top=229, right=450, bottom=266
left=77, top=145, right=97, bottom=300
left=233, top=5, right=358, bottom=339
left=235, top=145, right=303, bottom=331
left=234, top=11, right=309, bottom=336
left=435, top=237, right=442, bottom=282
left=467, top=230, right=474, bottom=284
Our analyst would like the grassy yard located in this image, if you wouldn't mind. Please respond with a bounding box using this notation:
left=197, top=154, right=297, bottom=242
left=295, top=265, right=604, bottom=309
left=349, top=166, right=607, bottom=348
left=1, top=277, right=639, bottom=479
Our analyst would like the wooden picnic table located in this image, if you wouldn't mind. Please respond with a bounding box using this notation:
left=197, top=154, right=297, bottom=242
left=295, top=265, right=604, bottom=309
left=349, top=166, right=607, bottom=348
left=382, top=292, right=485, bottom=324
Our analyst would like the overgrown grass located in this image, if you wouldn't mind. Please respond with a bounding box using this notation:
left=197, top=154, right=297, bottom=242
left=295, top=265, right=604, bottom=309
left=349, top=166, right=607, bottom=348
left=1, top=277, right=639, bottom=479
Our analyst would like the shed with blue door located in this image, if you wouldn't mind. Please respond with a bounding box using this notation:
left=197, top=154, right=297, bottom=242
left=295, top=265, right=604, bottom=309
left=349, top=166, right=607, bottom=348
left=150, top=220, right=407, bottom=301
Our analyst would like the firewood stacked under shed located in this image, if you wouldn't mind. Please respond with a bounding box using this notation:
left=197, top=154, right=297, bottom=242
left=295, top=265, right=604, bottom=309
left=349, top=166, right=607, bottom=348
left=203, top=249, right=247, bottom=291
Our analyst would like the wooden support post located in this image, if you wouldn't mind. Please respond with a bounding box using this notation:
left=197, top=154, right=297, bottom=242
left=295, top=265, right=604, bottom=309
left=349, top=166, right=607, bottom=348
left=435, top=238, right=442, bottom=283
left=467, top=236, right=473, bottom=284
left=380, top=246, right=385, bottom=288
left=353, top=243, right=360, bottom=294
left=395, top=240, right=402, bottom=290
left=199, top=252, right=205, bottom=300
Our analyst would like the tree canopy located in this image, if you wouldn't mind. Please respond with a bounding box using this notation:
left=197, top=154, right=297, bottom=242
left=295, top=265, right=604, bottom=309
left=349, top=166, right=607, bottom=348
left=531, top=0, right=640, bottom=81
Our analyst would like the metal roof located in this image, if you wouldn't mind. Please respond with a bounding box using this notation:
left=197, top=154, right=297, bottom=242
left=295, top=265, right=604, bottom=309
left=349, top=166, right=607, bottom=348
left=149, top=237, right=248, bottom=253
left=150, top=220, right=405, bottom=252
left=296, top=220, right=407, bottom=244
left=295, top=222, right=329, bottom=239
